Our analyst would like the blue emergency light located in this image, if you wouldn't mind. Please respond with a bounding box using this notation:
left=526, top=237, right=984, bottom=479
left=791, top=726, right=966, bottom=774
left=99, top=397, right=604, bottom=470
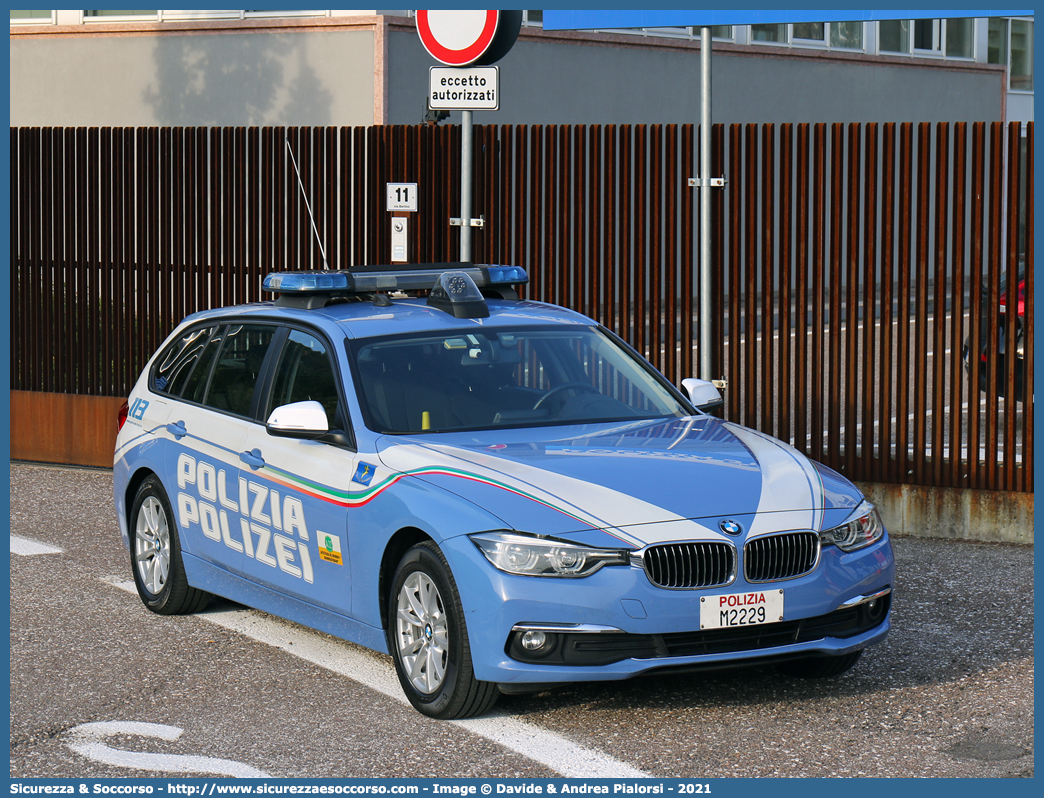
left=262, top=264, right=527, bottom=294
left=262, top=263, right=529, bottom=316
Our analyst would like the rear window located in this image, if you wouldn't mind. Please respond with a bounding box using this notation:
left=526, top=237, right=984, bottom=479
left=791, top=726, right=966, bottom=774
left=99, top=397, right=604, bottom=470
left=152, top=326, right=217, bottom=396
left=152, top=323, right=278, bottom=420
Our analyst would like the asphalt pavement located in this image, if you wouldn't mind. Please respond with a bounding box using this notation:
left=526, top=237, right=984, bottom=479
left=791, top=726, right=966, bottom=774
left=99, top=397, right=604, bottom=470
left=8, top=462, right=1034, bottom=779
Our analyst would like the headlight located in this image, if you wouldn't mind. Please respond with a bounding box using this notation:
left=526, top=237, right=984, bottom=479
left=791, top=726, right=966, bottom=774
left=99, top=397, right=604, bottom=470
left=470, top=531, right=631, bottom=577
left=821, top=501, right=885, bottom=552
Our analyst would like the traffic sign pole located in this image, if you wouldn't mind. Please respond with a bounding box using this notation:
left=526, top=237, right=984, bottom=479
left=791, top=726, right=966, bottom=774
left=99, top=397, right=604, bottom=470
left=699, top=26, right=712, bottom=382
left=417, top=10, right=520, bottom=264
left=460, top=109, right=473, bottom=262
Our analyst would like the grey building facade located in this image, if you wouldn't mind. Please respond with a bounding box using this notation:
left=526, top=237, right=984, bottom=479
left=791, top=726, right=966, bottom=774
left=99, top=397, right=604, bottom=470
left=9, top=10, right=1032, bottom=129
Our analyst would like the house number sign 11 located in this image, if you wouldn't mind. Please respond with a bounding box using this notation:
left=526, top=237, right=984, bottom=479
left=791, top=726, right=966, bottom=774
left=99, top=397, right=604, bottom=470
left=387, top=183, right=418, bottom=212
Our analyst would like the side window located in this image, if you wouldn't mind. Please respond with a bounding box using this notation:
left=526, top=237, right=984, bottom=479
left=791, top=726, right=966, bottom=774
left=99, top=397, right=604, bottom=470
left=182, top=327, right=224, bottom=404
left=202, top=324, right=277, bottom=418
left=268, top=330, right=340, bottom=427
left=152, top=326, right=216, bottom=396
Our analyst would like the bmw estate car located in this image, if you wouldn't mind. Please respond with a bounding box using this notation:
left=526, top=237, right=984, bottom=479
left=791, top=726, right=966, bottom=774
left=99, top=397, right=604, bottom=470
left=114, top=264, right=894, bottom=719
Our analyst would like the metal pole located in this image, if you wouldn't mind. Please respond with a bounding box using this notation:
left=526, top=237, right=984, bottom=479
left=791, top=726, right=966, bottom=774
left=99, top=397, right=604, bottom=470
left=460, top=109, right=473, bottom=262
left=285, top=137, right=329, bottom=270
left=699, top=27, right=713, bottom=380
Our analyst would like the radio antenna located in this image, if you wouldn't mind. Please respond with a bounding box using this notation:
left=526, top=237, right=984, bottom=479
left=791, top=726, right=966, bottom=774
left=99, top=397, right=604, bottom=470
left=285, top=136, right=330, bottom=271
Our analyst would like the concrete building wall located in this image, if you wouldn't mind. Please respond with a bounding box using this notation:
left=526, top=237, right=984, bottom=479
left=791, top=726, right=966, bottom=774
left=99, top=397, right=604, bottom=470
left=389, top=27, right=1005, bottom=127
left=10, top=22, right=377, bottom=127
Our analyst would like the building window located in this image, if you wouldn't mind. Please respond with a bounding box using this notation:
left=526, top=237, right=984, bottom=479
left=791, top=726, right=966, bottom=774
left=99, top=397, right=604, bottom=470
left=79, top=9, right=329, bottom=22
left=84, top=10, right=157, bottom=18
left=792, top=21, right=825, bottom=43
left=879, top=19, right=910, bottom=53
left=880, top=18, right=977, bottom=59
left=751, top=23, right=787, bottom=43
left=10, top=9, right=54, bottom=23
left=830, top=21, right=863, bottom=49
left=594, top=23, right=732, bottom=42
left=1009, top=18, right=1033, bottom=91
left=944, top=17, right=974, bottom=58
left=988, top=17, right=1034, bottom=92
left=242, top=10, right=325, bottom=19
left=912, top=19, right=941, bottom=53
left=161, top=10, right=242, bottom=19
left=754, top=21, right=862, bottom=50
left=523, top=10, right=542, bottom=27
left=988, top=18, right=1009, bottom=64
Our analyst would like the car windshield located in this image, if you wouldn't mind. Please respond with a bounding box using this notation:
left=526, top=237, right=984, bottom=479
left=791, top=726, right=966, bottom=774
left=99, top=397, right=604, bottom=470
left=348, top=325, right=692, bottom=433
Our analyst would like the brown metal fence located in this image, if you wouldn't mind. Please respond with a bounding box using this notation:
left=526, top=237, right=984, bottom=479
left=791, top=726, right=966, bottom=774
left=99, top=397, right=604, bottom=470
left=9, top=122, right=1032, bottom=492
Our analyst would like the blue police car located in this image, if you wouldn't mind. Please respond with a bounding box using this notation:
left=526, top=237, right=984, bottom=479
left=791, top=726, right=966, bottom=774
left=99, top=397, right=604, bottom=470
left=114, top=264, right=894, bottom=719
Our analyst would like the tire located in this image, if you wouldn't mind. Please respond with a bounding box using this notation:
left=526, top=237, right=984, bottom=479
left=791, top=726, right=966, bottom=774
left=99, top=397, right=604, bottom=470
left=388, top=541, right=498, bottom=719
left=129, top=475, right=210, bottom=615
left=777, top=649, right=862, bottom=678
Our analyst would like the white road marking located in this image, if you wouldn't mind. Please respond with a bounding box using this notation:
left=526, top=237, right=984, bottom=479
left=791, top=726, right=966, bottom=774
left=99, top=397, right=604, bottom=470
left=66, top=720, right=270, bottom=777
left=103, top=578, right=651, bottom=779
left=10, top=535, right=63, bottom=556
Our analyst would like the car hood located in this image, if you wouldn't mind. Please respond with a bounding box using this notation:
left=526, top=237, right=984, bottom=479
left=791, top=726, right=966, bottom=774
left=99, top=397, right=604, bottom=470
left=374, top=417, right=863, bottom=548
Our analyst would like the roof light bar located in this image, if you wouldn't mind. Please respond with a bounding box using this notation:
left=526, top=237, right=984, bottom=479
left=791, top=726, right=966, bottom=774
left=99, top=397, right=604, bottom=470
left=262, top=264, right=528, bottom=295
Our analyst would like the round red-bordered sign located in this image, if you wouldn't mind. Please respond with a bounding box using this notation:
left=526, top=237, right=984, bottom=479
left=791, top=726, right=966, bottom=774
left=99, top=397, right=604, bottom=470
left=417, top=10, right=500, bottom=66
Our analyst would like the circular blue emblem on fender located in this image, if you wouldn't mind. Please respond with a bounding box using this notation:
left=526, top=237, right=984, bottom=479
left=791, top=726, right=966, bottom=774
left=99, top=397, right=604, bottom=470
left=719, top=519, right=742, bottom=536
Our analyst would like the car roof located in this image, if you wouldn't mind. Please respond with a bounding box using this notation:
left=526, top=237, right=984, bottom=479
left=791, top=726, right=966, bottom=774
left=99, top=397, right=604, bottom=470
left=180, top=296, right=597, bottom=340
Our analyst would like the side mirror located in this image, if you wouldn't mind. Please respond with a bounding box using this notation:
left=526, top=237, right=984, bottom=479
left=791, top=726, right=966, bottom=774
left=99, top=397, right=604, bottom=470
left=266, top=400, right=330, bottom=439
left=681, top=378, right=723, bottom=413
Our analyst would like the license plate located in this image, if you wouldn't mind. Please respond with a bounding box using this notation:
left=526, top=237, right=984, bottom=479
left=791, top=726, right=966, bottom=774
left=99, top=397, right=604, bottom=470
left=700, top=589, right=784, bottom=630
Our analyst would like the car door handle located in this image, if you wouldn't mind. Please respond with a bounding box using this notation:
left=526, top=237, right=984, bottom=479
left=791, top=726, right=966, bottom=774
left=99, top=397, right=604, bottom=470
left=240, top=449, right=265, bottom=470
left=166, top=421, right=187, bottom=439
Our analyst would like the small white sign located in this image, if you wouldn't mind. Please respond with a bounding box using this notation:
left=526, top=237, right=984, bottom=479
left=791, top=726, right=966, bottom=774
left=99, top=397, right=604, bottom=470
left=429, top=66, right=499, bottom=111
left=387, top=183, right=418, bottom=212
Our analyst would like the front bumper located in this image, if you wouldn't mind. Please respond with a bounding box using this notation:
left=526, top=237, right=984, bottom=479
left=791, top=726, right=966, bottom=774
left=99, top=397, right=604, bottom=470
left=441, top=533, right=895, bottom=684
left=506, top=588, right=890, bottom=667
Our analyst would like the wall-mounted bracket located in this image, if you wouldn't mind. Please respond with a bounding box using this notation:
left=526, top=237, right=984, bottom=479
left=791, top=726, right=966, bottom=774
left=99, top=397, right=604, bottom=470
left=687, top=177, right=727, bottom=188
left=450, top=215, right=485, bottom=228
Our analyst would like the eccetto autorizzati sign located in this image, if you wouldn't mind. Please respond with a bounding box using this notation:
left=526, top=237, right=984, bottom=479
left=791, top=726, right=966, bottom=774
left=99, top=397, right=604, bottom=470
left=428, top=66, right=499, bottom=111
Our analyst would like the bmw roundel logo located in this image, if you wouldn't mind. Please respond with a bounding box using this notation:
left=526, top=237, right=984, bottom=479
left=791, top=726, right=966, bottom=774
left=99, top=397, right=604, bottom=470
left=719, top=519, right=742, bottom=536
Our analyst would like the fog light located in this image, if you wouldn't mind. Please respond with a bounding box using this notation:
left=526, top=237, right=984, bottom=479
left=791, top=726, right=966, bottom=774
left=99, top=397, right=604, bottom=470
left=865, top=596, right=887, bottom=622
left=521, top=630, right=548, bottom=651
